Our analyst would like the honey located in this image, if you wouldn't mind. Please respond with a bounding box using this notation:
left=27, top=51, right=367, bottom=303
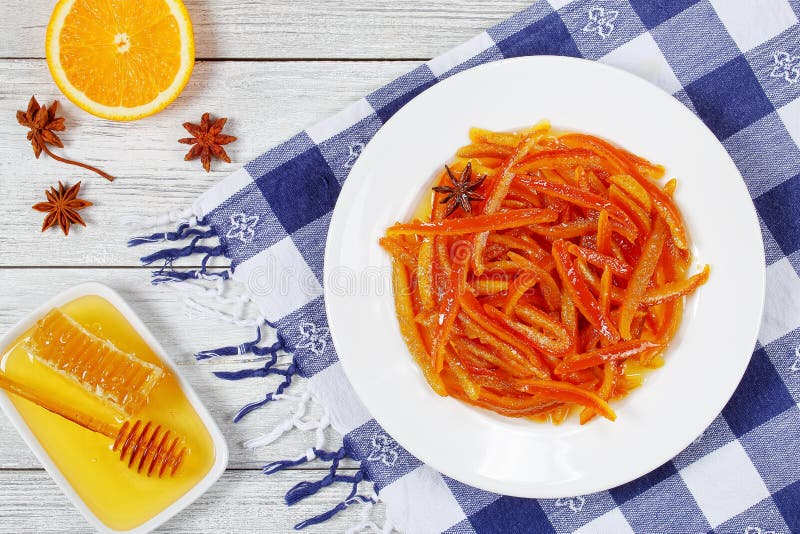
left=0, top=295, right=216, bottom=531
left=26, top=309, right=164, bottom=415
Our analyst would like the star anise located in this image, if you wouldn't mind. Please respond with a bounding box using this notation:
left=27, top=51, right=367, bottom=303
left=179, top=112, right=237, bottom=172
left=16, top=96, right=114, bottom=181
left=32, top=181, right=93, bottom=236
left=432, top=162, right=486, bottom=217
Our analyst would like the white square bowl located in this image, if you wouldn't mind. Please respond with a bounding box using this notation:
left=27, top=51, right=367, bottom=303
left=0, top=282, right=229, bottom=533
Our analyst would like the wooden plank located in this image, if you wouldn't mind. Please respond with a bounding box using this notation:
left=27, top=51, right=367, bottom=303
left=0, top=0, right=529, bottom=59
left=0, top=268, right=358, bottom=470
left=0, top=59, right=416, bottom=266
left=0, top=469, right=384, bottom=532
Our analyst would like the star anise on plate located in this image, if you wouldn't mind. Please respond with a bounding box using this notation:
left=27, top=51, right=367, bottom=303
left=432, top=162, right=487, bottom=217
left=16, top=96, right=114, bottom=181
left=32, top=181, right=93, bottom=235
left=179, top=112, right=237, bottom=172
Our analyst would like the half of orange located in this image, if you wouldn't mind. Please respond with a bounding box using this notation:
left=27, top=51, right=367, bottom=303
left=46, top=0, right=195, bottom=121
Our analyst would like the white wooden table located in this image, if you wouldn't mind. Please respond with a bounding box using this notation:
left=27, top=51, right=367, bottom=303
left=0, top=1, right=531, bottom=532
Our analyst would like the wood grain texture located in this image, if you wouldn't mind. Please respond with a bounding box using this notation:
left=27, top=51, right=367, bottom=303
left=0, top=0, right=533, bottom=527
left=1, top=59, right=415, bottom=266
left=0, top=470, right=384, bottom=532
left=0, top=268, right=359, bottom=471
left=0, top=55, right=400, bottom=531
left=0, top=0, right=529, bottom=59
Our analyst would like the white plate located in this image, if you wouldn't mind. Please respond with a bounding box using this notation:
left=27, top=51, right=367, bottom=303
left=324, top=56, right=765, bottom=498
left=0, top=282, right=228, bottom=533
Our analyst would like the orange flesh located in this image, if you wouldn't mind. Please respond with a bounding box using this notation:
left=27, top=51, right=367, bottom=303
left=57, top=0, right=183, bottom=107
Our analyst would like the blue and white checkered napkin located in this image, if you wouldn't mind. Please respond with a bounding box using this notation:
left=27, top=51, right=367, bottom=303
left=131, top=1, right=800, bottom=532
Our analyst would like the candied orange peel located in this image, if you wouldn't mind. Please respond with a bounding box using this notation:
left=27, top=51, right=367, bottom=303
left=381, top=121, right=709, bottom=424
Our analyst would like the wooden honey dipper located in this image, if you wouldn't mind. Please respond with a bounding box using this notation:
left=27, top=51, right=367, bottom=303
left=0, top=373, right=187, bottom=477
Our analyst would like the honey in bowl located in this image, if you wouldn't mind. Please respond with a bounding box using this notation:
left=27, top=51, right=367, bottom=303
left=0, top=295, right=216, bottom=531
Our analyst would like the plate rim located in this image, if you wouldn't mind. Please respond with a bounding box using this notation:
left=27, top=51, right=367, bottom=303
left=324, top=55, right=766, bottom=498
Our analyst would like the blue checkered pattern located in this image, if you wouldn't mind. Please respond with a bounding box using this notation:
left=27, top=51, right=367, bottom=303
left=143, top=1, right=800, bottom=531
